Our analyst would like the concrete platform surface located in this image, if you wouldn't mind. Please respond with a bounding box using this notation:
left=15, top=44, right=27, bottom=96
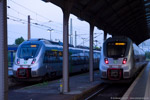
left=8, top=71, right=102, bottom=100
left=121, top=62, right=150, bottom=100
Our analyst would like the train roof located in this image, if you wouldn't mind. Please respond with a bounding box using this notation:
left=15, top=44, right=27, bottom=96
left=105, top=36, right=132, bottom=43
left=18, top=38, right=101, bottom=52
left=27, top=38, right=100, bottom=51
left=28, top=38, right=74, bottom=47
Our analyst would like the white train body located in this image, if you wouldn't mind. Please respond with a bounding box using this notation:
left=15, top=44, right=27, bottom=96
left=13, top=39, right=100, bottom=81
left=99, top=37, right=145, bottom=80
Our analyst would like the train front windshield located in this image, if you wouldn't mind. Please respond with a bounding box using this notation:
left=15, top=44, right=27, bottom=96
left=107, top=42, right=127, bottom=58
left=19, top=44, right=39, bottom=58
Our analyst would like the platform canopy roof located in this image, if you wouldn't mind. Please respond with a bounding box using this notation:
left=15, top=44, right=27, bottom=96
left=42, top=0, right=150, bottom=45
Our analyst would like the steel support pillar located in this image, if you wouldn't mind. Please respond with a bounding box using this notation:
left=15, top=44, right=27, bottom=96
left=62, top=0, right=74, bottom=93
left=62, top=10, right=70, bottom=93
left=89, top=24, right=94, bottom=82
left=0, top=0, right=8, bottom=100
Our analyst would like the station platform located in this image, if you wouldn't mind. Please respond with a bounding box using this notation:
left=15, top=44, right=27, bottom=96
left=8, top=71, right=102, bottom=100
left=122, top=62, right=150, bottom=100
left=9, top=62, right=150, bottom=100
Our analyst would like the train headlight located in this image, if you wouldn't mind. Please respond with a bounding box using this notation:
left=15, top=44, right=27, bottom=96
left=122, top=58, right=127, bottom=64
left=31, top=59, right=36, bottom=64
left=104, top=58, right=109, bottom=64
left=17, top=59, right=20, bottom=64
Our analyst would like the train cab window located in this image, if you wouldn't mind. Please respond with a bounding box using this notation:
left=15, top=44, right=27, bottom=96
left=107, top=42, right=127, bottom=58
left=19, top=44, right=39, bottom=58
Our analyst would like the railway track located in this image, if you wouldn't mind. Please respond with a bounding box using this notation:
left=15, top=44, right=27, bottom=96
left=84, top=83, right=130, bottom=100
left=84, top=64, right=147, bottom=100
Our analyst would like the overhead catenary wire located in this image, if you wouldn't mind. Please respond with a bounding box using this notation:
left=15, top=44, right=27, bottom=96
left=8, top=15, right=64, bottom=36
left=7, top=3, right=64, bottom=27
left=7, top=6, right=27, bottom=17
left=8, top=15, right=102, bottom=46
left=7, top=0, right=103, bottom=46
left=7, top=3, right=90, bottom=36
left=78, top=33, right=103, bottom=46
left=9, top=0, right=52, bottom=22
left=7, top=5, right=64, bottom=34
left=8, top=15, right=92, bottom=37
left=7, top=4, right=63, bottom=31
left=8, top=15, right=52, bottom=29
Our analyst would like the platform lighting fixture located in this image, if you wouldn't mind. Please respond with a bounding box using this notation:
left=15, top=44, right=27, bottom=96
left=81, top=38, right=86, bottom=46
left=47, top=29, right=54, bottom=40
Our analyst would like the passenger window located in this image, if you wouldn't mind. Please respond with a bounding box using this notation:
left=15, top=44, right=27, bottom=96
left=59, top=51, right=63, bottom=57
left=54, top=51, right=57, bottom=57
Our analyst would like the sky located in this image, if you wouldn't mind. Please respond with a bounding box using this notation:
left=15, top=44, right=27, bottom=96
left=7, top=0, right=110, bottom=47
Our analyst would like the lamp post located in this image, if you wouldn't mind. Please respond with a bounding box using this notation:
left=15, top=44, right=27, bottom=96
left=81, top=38, right=86, bottom=46
left=94, top=40, right=98, bottom=47
left=47, top=29, right=54, bottom=40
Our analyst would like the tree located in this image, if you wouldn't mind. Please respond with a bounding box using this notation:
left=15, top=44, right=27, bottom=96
left=93, top=46, right=101, bottom=51
left=15, top=37, right=25, bottom=45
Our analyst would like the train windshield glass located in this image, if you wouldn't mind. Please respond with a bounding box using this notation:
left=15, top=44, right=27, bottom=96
left=107, top=42, right=127, bottom=58
left=19, top=44, right=39, bottom=58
